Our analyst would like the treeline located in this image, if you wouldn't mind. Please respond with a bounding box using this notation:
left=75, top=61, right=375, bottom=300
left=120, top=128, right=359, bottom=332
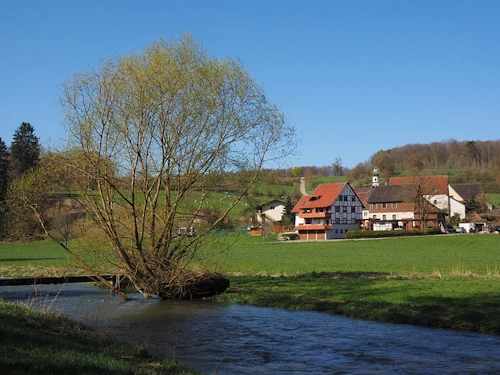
left=258, top=139, right=500, bottom=193
left=373, top=139, right=500, bottom=170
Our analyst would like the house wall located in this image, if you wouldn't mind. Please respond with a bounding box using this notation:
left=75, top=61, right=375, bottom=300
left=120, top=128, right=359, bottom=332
left=257, top=201, right=285, bottom=222
left=448, top=186, right=463, bottom=201
left=449, top=197, right=466, bottom=219
left=326, top=223, right=360, bottom=239
left=367, top=201, right=415, bottom=230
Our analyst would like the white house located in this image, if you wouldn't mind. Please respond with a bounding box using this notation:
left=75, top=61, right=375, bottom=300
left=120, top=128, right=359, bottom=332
left=256, top=199, right=285, bottom=223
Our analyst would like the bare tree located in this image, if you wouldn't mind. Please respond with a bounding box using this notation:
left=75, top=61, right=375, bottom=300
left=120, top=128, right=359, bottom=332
left=25, top=36, right=295, bottom=299
left=401, top=174, right=444, bottom=229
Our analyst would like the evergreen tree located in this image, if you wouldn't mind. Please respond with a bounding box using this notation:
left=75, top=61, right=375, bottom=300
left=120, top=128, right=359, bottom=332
left=10, top=122, right=40, bottom=180
left=0, top=138, right=9, bottom=238
left=281, top=197, right=296, bottom=230
left=0, top=138, right=9, bottom=201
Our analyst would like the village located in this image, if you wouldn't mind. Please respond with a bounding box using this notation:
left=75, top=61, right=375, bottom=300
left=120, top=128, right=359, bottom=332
left=256, top=169, right=496, bottom=240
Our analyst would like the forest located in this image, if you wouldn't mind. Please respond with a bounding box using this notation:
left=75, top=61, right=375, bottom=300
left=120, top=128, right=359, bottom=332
left=289, top=139, right=500, bottom=194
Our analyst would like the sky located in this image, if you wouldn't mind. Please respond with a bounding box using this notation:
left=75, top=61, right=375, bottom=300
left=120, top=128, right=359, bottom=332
left=1, top=0, right=499, bottom=169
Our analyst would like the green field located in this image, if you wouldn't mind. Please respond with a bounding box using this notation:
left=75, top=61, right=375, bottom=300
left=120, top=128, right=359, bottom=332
left=197, top=232, right=500, bottom=278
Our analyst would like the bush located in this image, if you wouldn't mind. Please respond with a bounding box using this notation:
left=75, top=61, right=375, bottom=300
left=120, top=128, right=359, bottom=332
left=346, top=228, right=441, bottom=239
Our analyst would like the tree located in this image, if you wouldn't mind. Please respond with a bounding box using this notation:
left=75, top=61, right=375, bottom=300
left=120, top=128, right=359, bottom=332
left=290, top=166, right=302, bottom=177
left=332, top=157, right=344, bottom=176
left=405, top=153, right=425, bottom=175
left=401, top=174, right=442, bottom=229
left=29, top=35, right=296, bottom=299
left=281, top=197, right=295, bottom=230
left=0, top=138, right=10, bottom=237
left=371, top=151, right=395, bottom=180
left=9, top=122, right=40, bottom=180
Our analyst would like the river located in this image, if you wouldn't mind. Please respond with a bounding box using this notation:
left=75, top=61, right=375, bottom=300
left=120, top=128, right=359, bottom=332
left=1, top=283, right=500, bottom=374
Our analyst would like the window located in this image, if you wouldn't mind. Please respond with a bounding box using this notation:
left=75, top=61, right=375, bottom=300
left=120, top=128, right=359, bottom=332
left=344, top=196, right=348, bottom=201
left=352, top=196, right=355, bottom=202
left=343, top=207, right=347, bottom=213
left=372, top=203, right=377, bottom=209
left=382, top=203, right=387, bottom=209
left=392, top=214, right=396, bottom=220
left=270, top=205, right=275, bottom=210
left=335, top=206, right=340, bottom=213
left=351, top=207, right=356, bottom=213
left=392, top=202, right=397, bottom=209
left=363, top=211, right=368, bottom=217
left=372, top=215, right=377, bottom=219
left=339, top=229, right=343, bottom=233
left=383, top=215, right=386, bottom=220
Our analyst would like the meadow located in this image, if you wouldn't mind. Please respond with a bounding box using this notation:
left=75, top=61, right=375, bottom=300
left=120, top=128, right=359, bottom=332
left=1, top=233, right=500, bottom=334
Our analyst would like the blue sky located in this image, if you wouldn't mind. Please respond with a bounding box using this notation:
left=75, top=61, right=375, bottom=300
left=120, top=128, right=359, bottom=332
left=1, top=1, right=499, bottom=169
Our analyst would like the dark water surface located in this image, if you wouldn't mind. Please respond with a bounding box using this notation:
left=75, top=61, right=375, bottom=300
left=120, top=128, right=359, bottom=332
left=2, top=283, right=500, bottom=374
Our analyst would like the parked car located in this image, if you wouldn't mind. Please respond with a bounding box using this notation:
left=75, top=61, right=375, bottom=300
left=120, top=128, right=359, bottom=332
left=455, top=227, right=466, bottom=233
left=493, top=226, right=500, bottom=233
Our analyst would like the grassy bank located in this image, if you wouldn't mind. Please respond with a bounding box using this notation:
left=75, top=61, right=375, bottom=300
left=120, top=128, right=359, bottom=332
left=0, top=299, right=196, bottom=375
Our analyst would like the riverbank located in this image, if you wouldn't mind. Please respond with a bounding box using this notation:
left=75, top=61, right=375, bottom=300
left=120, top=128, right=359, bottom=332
left=0, top=299, right=197, bottom=375
left=216, top=273, right=500, bottom=334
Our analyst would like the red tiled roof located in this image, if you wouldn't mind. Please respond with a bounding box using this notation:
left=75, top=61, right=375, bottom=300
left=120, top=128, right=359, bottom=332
left=298, top=182, right=347, bottom=210
left=389, top=175, right=449, bottom=195
left=353, top=187, right=371, bottom=208
left=291, top=195, right=310, bottom=213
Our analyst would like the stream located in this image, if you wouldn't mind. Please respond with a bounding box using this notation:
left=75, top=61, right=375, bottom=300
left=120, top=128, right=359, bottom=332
left=1, top=283, right=500, bottom=374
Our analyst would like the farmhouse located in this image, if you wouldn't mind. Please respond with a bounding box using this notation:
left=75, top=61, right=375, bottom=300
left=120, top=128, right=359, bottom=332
left=292, top=182, right=363, bottom=240
left=366, top=184, right=446, bottom=230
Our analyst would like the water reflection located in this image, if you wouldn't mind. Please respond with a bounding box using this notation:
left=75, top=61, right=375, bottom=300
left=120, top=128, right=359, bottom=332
left=1, top=283, right=500, bottom=374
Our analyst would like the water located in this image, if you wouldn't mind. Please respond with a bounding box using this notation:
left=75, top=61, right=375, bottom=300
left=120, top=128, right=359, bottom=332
left=2, top=283, right=500, bottom=374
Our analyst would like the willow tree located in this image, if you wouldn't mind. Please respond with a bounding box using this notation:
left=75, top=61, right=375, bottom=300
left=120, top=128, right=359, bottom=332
left=42, top=35, right=295, bottom=299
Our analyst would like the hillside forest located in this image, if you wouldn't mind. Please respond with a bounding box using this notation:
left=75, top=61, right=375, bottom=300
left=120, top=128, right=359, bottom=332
left=293, top=139, right=500, bottom=194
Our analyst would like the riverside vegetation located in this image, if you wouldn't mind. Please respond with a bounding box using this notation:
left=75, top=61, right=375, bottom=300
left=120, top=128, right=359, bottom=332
left=0, top=300, right=196, bottom=375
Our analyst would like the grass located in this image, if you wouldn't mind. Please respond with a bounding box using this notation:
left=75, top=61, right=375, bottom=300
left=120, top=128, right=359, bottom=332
left=214, top=233, right=500, bottom=277
left=0, top=300, right=196, bottom=375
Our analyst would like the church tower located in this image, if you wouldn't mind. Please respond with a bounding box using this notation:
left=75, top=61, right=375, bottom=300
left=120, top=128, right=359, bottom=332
left=372, top=168, right=379, bottom=187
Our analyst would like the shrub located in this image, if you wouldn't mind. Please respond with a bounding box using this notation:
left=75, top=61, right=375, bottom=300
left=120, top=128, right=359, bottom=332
left=346, top=228, right=441, bottom=239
